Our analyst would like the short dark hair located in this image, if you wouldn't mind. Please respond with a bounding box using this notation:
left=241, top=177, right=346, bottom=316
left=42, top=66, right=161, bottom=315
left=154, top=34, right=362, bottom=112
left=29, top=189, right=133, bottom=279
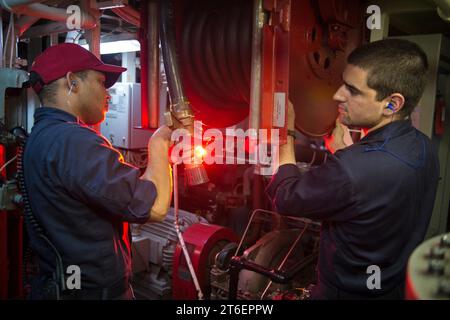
left=38, top=70, right=90, bottom=105
left=347, top=39, right=428, bottom=116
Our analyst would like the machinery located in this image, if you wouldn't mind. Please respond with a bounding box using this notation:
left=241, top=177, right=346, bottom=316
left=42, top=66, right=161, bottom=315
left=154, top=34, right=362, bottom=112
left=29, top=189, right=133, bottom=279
left=210, top=210, right=320, bottom=300
left=130, top=207, right=320, bottom=300
left=406, top=232, right=450, bottom=299
left=100, top=82, right=151, bottom=150
left=131, top=208, right=210, bottom=299
left=125, top=0, right=358, bottom=299
left=0, top=0, right=450, bottom=300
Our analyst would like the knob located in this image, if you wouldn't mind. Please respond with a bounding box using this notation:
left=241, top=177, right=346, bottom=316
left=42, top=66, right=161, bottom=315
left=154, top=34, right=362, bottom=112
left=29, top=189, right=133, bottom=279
left=428, top=259, right=445, bottom=275
left=440, top=234, right=450, bottom=248
left=429, top=246, right=446, bottom=259
left=438, top=279, right=450, bottom=297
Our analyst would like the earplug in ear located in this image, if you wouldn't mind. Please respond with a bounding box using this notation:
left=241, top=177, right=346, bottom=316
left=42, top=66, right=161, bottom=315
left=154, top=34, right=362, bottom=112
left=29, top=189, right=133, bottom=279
left=68, top=80, right=76, bottom=96
left=386, top=102, right=395, bottom=112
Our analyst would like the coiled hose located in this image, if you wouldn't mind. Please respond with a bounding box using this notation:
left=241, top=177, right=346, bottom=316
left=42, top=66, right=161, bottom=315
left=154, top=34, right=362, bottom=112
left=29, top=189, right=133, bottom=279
left=12, top=127, right=66, bottom=296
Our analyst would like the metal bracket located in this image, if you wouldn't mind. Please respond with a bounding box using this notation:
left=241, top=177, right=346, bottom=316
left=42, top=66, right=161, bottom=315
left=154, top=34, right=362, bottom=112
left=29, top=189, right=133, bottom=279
left=0, top=180, right=21, bottom=211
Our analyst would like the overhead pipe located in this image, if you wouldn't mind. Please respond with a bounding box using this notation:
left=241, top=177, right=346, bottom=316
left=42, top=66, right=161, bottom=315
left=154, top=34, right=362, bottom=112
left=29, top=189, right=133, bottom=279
left=21, top=21, right=70, bottom=39
left=22, top=24, right=137, bottom=41
left=0, top=0, right=43, bottom=11
left=112, top=5, right=140, bottom=27
left=15, top=15, right=39, bottom=36
left=101, top=13, right=124, bottom=24
left=160, top=0, right=208, bottom=186
left=8, top=3, right=97, bottom=29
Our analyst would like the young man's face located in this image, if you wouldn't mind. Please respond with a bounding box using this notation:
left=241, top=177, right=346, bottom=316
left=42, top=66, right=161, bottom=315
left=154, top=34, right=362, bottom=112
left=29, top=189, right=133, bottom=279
left=333, top=64, right=387, bottom=129
left=77, top=70, right=110, bottom=125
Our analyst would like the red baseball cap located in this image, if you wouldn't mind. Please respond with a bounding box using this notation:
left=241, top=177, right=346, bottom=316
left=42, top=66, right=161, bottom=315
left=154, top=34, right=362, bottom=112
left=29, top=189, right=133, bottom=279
left=30, top=43, right=126, bottom=94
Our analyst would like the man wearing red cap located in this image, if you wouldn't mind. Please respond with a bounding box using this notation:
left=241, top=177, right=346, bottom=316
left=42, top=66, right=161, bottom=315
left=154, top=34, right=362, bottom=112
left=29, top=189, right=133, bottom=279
left=24, top=43, right=172, bottom=299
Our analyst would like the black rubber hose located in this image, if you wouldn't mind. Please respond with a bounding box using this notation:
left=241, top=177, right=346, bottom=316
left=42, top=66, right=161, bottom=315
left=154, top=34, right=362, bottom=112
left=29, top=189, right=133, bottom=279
left=13, top=127, right=66, bottom=293
left=160, top=0, right=188, bottom=111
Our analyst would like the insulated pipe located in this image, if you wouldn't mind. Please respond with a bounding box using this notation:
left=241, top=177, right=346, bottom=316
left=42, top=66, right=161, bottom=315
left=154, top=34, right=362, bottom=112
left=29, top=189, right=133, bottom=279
left=112, top=6, right=140, bottom=28
left=433, top=0, right=450, bottom=21
left=0, top=0, right=43, bottom=11
left=9, top=3, right=97, bottom=29
left=15, top=15, right=39, bottom=36
left=21, top=21, right=70, bottom=39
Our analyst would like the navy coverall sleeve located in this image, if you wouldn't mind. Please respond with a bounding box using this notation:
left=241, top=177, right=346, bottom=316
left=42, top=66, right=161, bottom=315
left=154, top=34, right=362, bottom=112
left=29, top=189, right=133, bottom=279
left=48, top=125, right=157, bottom=223
left=266, top=156, right=358, bottom=222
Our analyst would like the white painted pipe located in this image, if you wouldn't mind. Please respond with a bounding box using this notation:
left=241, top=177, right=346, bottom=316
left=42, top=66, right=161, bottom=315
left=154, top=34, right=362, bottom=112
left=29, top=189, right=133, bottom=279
left=0, top=0, right=44, bottom=11
left=10, top=3, right=97, bottom=29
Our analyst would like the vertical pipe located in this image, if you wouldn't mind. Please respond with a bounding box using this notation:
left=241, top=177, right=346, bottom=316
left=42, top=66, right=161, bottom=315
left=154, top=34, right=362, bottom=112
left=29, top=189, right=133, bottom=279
left=148, top=0, right=160, bottom=128
left=82, top=0, right=101, bottom=133
left=49, top=33, right=58, bottom=46
left=140, top=0, right=149, bottom=127
left=85, top=23, right=101, bottom=133
left=121, top=51, right=136, bottom=83
left=9, top=12, right=15, bottom=68
left=139, top=1, right=160, bottom=129
left=249, top=0, right=264, bottom=131
left=85, top=26, right=101, bottom=58
left=82, top=0, right=101, bottom=56
left=0, top=8, right=4, bottom=68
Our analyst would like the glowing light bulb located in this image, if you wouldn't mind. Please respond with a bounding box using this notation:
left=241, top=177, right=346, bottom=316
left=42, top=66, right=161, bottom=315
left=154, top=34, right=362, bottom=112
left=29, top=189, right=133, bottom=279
left=194, top=145, right=207, bottom=159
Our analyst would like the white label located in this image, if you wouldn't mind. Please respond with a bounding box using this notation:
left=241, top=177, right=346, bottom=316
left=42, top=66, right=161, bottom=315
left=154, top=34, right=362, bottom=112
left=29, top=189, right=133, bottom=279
left=273, top=92, right=286, bottom=127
